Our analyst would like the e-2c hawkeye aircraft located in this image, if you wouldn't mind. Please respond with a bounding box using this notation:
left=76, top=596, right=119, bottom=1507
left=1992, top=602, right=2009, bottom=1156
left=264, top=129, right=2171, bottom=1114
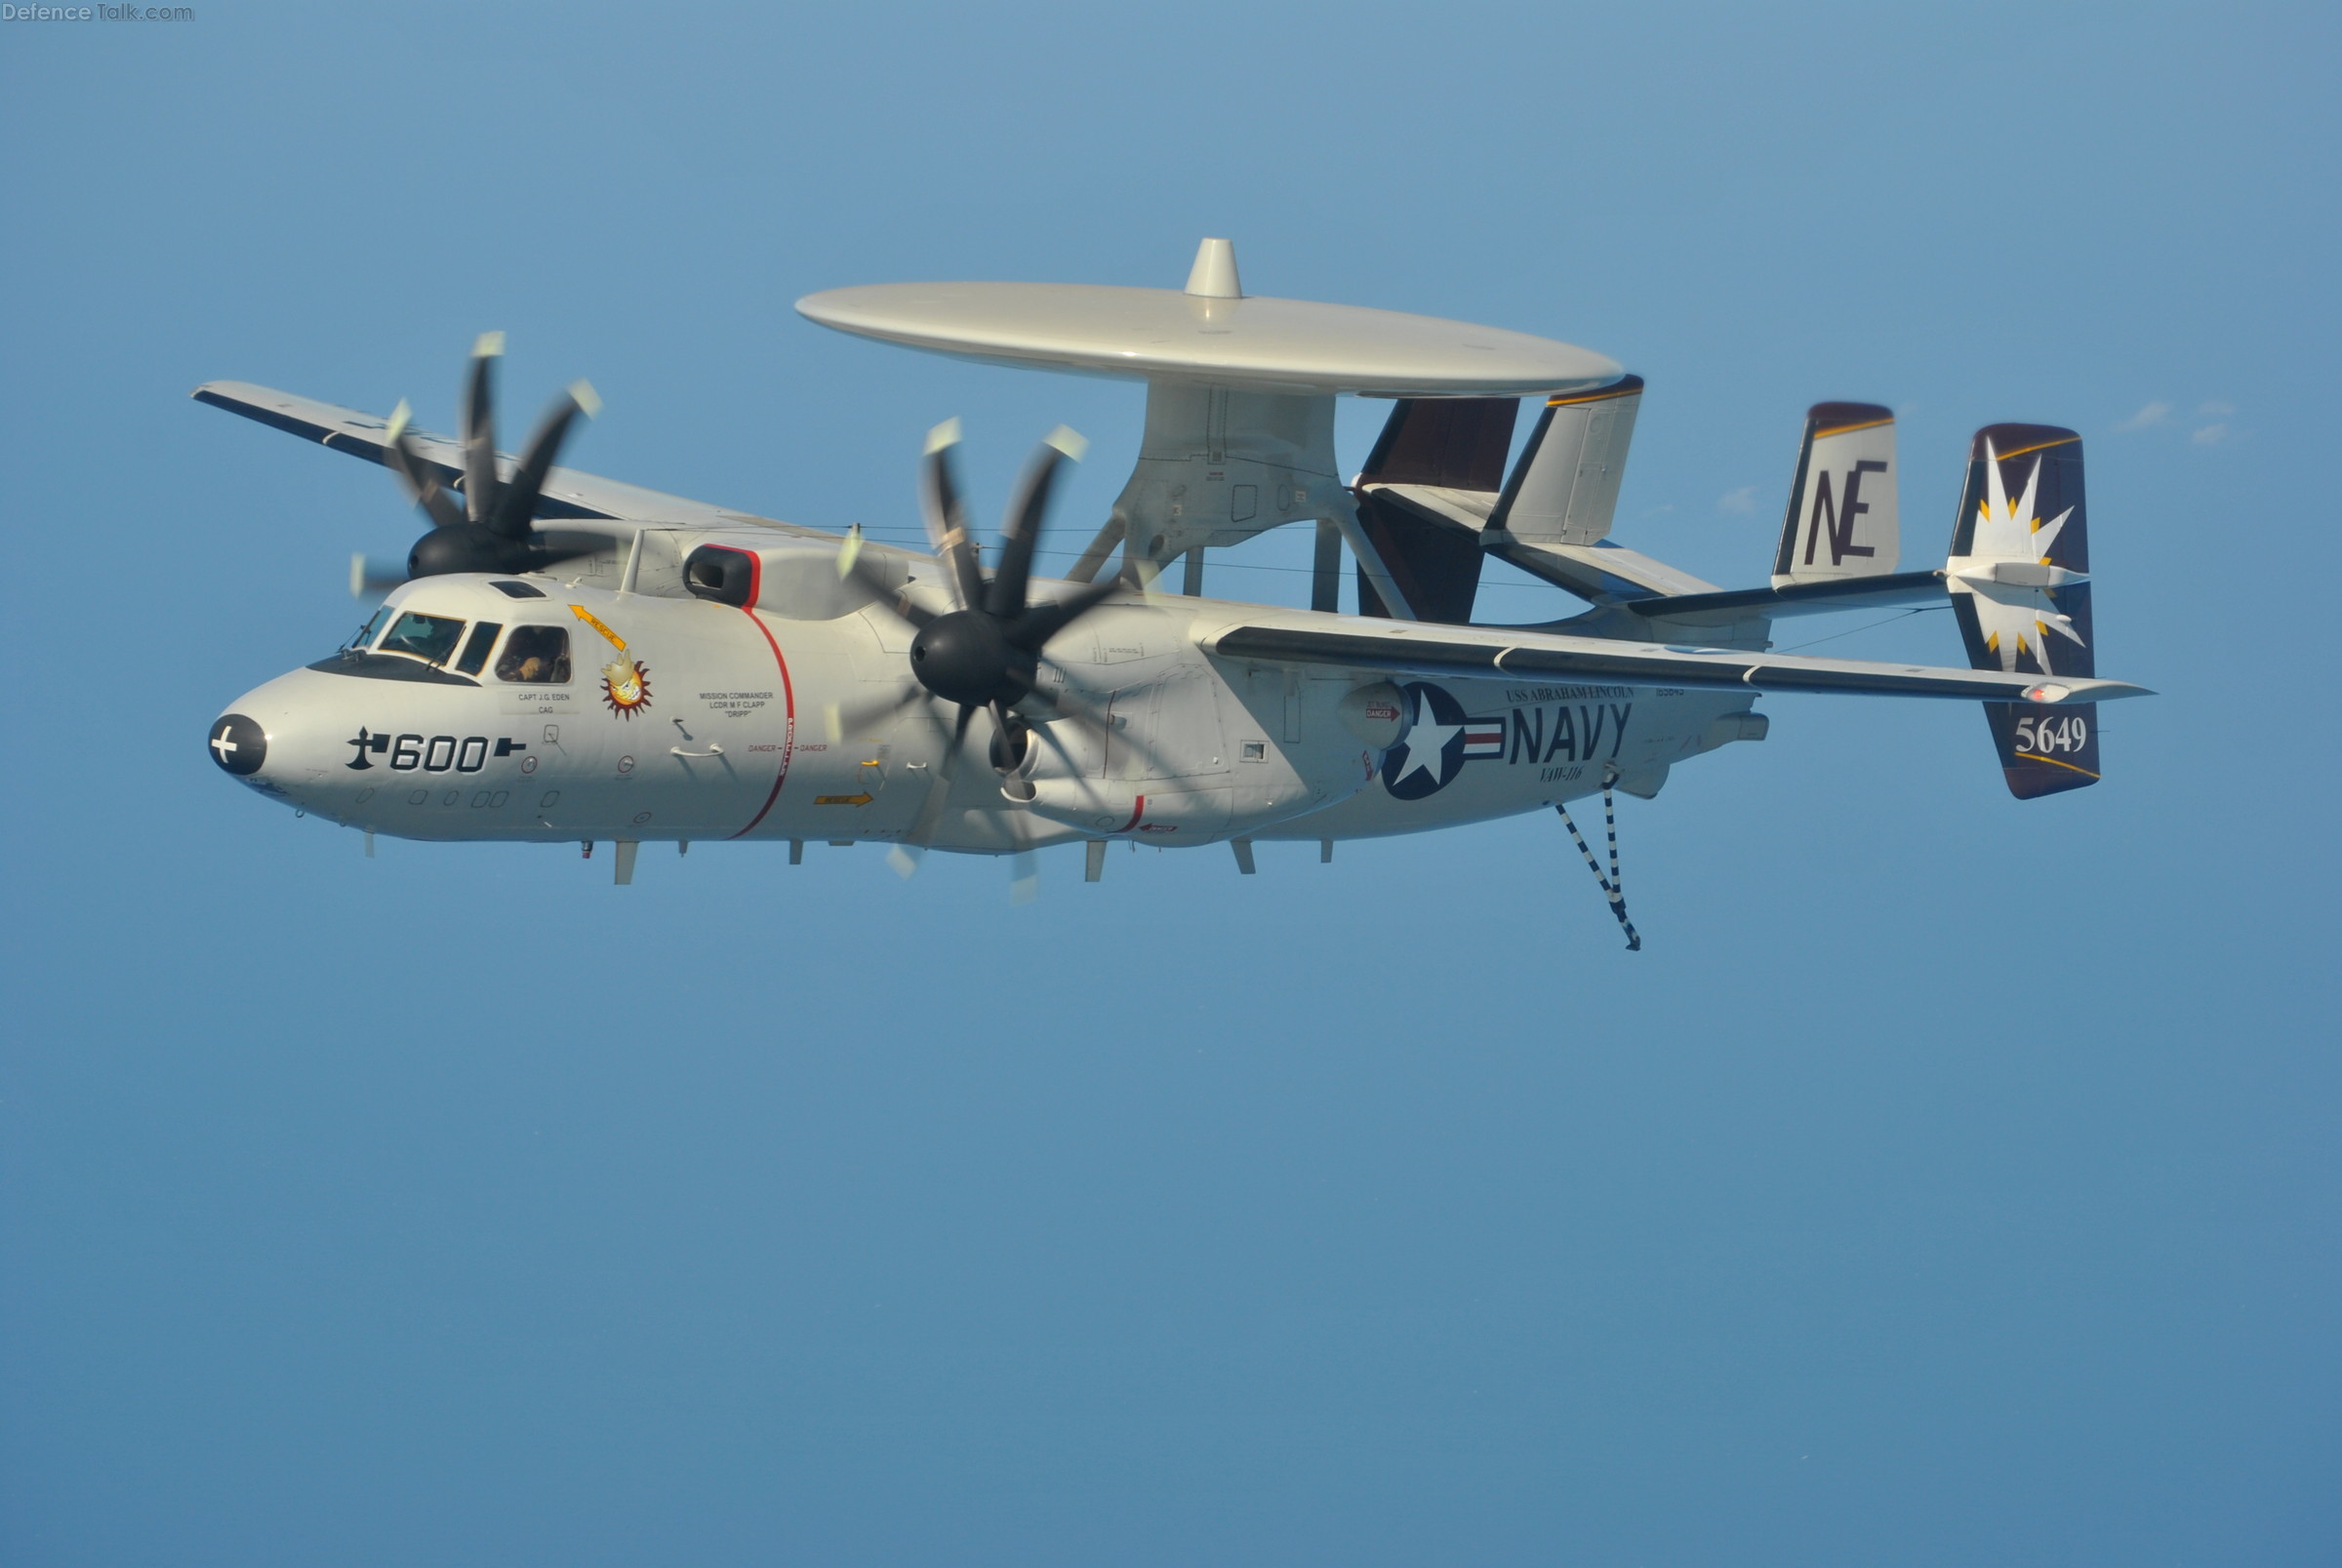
left=200, top=240, right=2145, bottom=943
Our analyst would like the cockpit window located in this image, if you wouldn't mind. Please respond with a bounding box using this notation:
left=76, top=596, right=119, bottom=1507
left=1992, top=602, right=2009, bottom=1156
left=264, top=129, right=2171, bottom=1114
left=343, top=605, right=391, bottom=653
left=378, top=611, right=467, bottom=664
left=455, top=621, right=504, bottom=676
left=496, top=625, right=571, bottom=684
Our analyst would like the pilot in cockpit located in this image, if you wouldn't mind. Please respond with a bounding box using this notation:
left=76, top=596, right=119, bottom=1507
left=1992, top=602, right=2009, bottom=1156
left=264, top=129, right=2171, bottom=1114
left=495, top=625, right=571, bottom=684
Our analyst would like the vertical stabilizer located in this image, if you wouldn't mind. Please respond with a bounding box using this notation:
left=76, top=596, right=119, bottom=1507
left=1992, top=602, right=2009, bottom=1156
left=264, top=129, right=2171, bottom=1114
left=1351, top=397, right=1518, bottom=622
left=1348, top=374, right=1715, bottom=613
left=1487, top=375, right=1643, bottom=546
left=1769, top=402, right=1900, bottom=586
left=1474, top=374, right=1719, bottom=604
left=1946, top=423, right=2098, bottom=798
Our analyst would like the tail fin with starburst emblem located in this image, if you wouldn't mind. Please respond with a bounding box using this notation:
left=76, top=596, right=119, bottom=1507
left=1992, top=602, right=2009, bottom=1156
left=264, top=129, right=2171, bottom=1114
left=1945, top=423, right=2098, bottom=798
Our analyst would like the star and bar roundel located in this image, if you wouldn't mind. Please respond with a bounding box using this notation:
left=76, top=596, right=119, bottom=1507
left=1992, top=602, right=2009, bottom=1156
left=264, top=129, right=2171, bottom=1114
left=1380, top=682, right=1506, bottom=799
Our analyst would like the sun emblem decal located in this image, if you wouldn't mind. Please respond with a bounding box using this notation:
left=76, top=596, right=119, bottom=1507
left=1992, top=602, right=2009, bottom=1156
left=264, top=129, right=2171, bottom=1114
left=601, top=658, right=652, bottom=717
left=570, top=602, right=654, bottom=719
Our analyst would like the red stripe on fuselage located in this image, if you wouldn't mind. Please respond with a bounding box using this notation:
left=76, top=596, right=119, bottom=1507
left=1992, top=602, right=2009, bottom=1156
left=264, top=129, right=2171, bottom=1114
left=723, top=549, right=795, bottom=840
left=1112, top=794, right=1147, bottom=835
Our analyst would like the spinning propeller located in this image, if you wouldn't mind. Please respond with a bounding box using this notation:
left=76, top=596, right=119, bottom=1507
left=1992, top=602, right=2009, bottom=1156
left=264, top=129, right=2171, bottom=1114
left=839, top=420, right=1122, bottom=791
left=381, top=333, right=602, bottom=583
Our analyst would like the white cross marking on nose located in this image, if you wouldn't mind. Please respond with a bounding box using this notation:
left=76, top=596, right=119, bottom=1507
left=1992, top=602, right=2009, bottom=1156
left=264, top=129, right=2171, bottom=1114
left=211, top=728, right=238, bottom=760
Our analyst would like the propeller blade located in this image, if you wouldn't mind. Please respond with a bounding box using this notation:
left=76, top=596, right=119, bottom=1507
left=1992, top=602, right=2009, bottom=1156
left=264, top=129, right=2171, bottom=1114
left=490, top=380, right=598, bottom=541
left=1028, top=669, right=1176, bottom=780
left=383, top=400, right=464, bottom=531
left=461, top=331, right=505, bottom=527
left=1028, top=677, right=1112, bottom=740
left=987, top=425, right=1085, bottom=620
left=1009, top=848, right=1038, bottom=905
left=837, top=542, right=937, bottom=630
left=918, top=419, right=987, bottom=613
left=1004, top=574, right=1121, bottom=653
left=349, top=553, right=407, bottom=598
left=901, top=705, right=976, bottom=848
left=822, top=683, right=927, bottom=744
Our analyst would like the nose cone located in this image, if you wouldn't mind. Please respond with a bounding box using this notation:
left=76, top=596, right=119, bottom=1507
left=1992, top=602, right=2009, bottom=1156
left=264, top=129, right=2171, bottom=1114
left=206, top=712, right=269, bottom=776
left=207, top=667, right=342, bottom=807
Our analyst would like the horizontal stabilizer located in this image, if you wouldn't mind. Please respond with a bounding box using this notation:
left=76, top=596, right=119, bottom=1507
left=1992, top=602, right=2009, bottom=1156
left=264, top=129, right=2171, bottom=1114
left=1362, top=482, right=1720, bottom=606
left=1487, top=538, right=1720, bottom=602
left=1351, top=376, right=1717, bottom=609
left=1206, top=618, right=2149, bottom=705
left=1626, top=568, right=1948, bottom=623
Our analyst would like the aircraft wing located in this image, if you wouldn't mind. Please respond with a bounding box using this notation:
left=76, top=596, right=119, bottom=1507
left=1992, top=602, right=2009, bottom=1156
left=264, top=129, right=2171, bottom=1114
left=191, top=381, right=816, bottom=534
left=1202, top=617, right=2150, bottom=704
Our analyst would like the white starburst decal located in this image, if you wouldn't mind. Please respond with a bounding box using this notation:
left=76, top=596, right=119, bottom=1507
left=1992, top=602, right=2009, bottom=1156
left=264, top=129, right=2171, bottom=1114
left=1946, top=437, right=2087, bottom=673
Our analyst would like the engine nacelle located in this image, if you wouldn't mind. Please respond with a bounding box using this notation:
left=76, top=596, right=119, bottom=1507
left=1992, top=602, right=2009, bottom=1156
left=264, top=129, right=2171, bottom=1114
left=682, top=542, right=908, bottom=621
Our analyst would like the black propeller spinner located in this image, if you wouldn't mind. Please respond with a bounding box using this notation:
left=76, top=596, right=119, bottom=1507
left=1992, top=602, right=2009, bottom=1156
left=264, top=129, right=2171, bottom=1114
left=844, top=421, right=1122, bottom=779
left=385, top=332, right=601, bottom=580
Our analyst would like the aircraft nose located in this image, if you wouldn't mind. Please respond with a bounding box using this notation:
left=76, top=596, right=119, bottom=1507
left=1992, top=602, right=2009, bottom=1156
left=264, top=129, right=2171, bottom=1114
left=208, top=667, right=330, bottom=800
left=206, top=711, right=270, bottom=777
left=210, top=665, right=378, bottom=809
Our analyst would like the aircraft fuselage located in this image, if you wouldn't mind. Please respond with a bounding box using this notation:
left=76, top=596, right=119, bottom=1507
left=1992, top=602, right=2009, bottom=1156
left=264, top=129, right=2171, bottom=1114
left=211, top=567, right=1765, bottom=854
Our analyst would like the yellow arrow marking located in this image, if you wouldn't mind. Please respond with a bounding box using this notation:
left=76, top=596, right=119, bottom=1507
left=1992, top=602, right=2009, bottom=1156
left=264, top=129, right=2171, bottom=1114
left=814, top=793, right=874, bottom=807
left=570, top=604, right=627, bottom=652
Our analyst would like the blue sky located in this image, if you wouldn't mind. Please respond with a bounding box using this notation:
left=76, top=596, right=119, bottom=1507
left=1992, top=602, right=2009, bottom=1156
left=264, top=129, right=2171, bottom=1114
left=3, top=4, right=2336, bottom=1563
